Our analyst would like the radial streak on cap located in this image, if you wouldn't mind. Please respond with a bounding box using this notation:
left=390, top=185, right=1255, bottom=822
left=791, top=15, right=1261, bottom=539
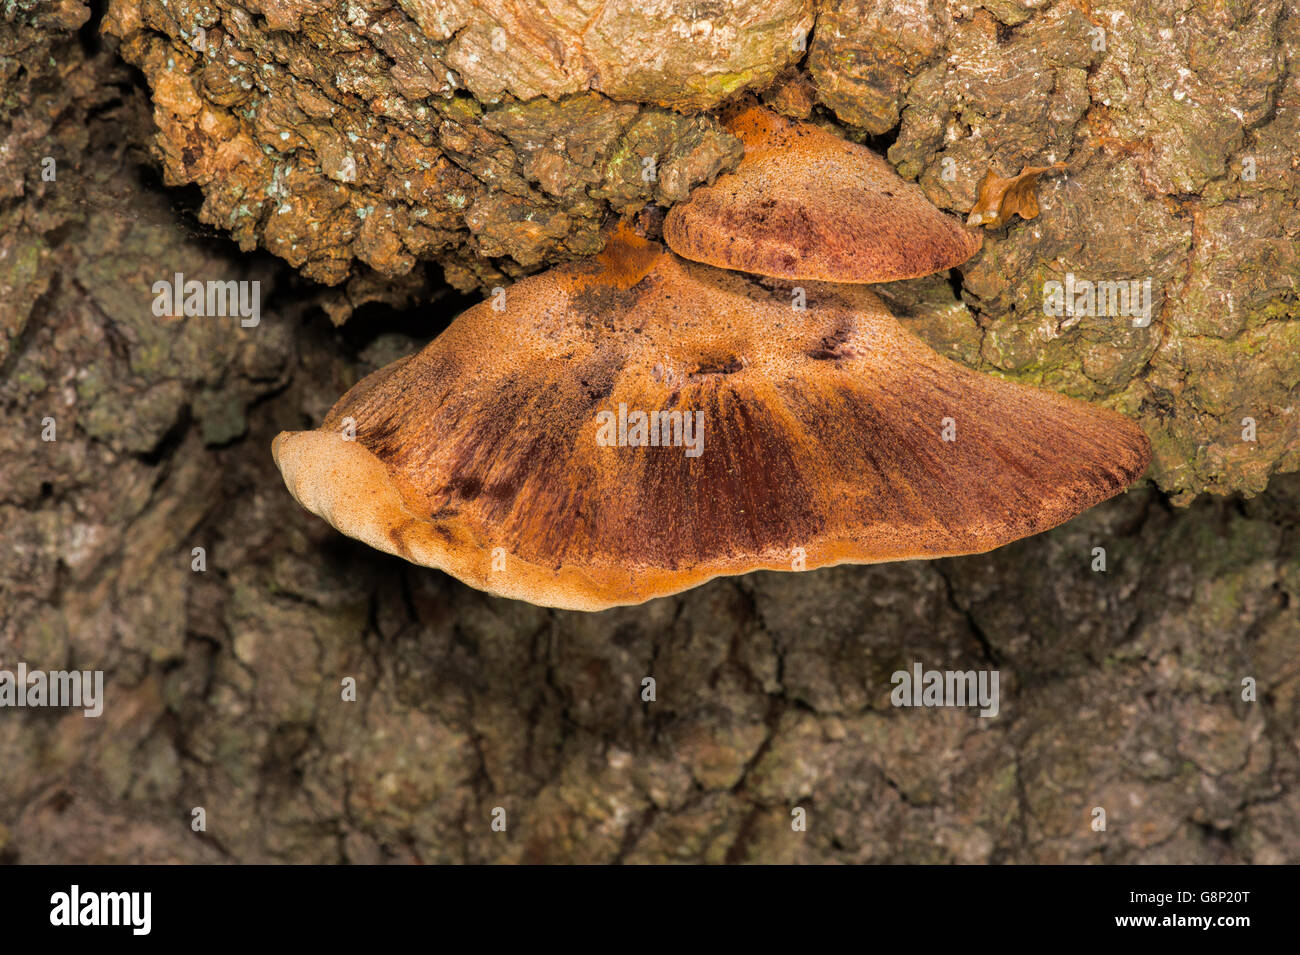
left=662, top=105, right=982, bottom=283
left=272, top=229, right=1148, bottom=612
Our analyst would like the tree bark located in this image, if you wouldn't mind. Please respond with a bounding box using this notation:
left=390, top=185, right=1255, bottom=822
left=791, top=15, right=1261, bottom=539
left=1, top=0, right=1297, bottom=864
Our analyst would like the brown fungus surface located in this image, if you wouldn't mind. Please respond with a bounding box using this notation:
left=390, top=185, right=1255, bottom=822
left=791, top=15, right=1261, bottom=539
left=663, top=106, right=983, bottom=283
left=273, top=228, right=1149, bottom=611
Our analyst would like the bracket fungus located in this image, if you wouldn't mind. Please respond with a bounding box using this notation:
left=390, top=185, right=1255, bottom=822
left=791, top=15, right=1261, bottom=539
left=662, top=106, right=983, bottom=283
left=275, top=220, right=1150, bottom=611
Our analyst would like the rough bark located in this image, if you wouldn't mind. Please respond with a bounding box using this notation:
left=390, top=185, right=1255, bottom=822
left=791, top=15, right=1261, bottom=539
left=1, top=1, right=1298, bottom=864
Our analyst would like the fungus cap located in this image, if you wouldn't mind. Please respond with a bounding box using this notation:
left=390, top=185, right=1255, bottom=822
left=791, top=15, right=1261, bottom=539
left=662, top=106, right=982, bottom=283
left=273, top=228, right=1148, bottom=612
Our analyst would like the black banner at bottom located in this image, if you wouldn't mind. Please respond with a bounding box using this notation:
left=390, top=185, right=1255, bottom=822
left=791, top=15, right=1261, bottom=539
left=0, top=863, right=1282, bottom=942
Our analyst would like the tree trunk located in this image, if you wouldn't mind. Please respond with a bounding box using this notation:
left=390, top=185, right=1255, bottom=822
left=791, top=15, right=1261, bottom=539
left=1, top=0, right=1297, bottom=863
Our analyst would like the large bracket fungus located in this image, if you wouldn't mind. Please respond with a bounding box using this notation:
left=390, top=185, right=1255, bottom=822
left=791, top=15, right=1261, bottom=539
left=276, top=163, right=1150, bottom=608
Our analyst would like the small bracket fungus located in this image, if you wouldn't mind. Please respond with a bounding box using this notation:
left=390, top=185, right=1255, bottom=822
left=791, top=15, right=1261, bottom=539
left=662, top=106, right=982, bottom=283
left=274, top=226, right=1150, bottom=612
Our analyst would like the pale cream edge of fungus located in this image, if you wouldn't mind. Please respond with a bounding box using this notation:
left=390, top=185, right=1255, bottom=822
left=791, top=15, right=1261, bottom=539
left=272, top=429, right=817, bottom=612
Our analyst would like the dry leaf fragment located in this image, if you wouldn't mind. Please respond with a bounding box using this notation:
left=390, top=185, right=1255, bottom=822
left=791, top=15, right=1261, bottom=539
left=967, top=162, right=1068, bottom=229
